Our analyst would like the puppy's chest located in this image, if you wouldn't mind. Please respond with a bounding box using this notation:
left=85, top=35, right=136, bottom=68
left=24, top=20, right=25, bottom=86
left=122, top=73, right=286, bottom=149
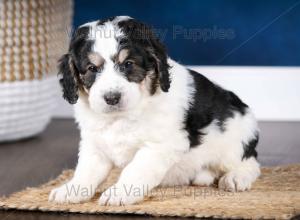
left=94, top=118, right=144, bottom=167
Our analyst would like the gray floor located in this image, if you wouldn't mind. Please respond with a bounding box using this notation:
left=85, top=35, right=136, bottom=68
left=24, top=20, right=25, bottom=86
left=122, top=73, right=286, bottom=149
left=0, top=119, right=299, bottom=220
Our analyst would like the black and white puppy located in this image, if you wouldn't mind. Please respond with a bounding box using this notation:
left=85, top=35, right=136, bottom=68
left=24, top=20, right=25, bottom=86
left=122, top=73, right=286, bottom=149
left=49, top=16, right=260, bottom=205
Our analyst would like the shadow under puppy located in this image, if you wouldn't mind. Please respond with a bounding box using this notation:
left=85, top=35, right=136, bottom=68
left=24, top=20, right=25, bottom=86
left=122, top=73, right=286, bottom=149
left=49, top=16, right=260, bottom=206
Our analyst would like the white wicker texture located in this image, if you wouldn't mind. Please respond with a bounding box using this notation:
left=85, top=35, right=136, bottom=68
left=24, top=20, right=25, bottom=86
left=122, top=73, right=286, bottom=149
left=0, top=0, right=73, bottom=141
left=0, top=76, right=59, bottom=141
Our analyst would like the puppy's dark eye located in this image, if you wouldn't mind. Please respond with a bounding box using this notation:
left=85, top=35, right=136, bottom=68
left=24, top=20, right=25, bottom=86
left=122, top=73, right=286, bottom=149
left=124, top=61, right=133, bottom=69
left=88, top=65, right=98, bottom=73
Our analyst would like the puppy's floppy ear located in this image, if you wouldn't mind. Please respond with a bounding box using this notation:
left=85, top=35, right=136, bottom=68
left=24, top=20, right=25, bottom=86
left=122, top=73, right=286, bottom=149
left=58, top=54, right=79, bottom=104
left=147, top=37, right=171, bottom=92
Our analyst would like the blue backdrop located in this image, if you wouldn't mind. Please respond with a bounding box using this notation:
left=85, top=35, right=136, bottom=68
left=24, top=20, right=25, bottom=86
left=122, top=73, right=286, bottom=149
left=73, top=0, right=300, bottom=66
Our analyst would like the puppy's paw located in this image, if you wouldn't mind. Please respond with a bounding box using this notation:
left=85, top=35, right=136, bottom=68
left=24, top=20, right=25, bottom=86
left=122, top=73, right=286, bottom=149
left=49, top=181, right=94, bottom=203
left=192, top=169, right=215, bottom=186
left=218, top=171, right=252, bottom=192
left=99, top=184, right=144, bottom=206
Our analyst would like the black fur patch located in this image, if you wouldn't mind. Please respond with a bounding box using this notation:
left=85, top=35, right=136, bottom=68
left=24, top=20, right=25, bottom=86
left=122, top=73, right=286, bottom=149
left=58, top=25, right=95, bottom=104
left=80, top=70, right=97, bottom=89
left=184, top=69, right=249, bottom=147
left=117, top=47, right=154, bottom=84
left=117, top=19, right=170, bottom=94
left=70, top=27, right=94, bottom=74
left=58, top=54, right=79, bottom=104
left=242, top=133, right=259, bottom=159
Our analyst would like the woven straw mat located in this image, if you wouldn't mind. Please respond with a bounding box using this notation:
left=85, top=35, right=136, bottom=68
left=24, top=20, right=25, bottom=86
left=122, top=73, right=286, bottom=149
left=0, top=164, right=300, bottom=219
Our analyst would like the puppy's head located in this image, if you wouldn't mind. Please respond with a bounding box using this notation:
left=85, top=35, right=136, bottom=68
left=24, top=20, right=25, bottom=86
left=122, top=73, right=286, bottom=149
left=59, top=16, right=170, bottom=114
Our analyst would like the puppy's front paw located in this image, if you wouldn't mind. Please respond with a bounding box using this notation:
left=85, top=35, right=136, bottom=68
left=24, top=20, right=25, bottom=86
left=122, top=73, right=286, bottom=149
left=218, top=171, right=252, bottom=192
left=99, top=184, right=144, bottom=206
left=49, top=181, right=94, bottom=203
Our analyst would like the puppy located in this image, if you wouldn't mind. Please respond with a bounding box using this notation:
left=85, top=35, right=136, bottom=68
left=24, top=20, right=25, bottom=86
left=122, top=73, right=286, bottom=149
left=49, top=16, right=260, bottom=206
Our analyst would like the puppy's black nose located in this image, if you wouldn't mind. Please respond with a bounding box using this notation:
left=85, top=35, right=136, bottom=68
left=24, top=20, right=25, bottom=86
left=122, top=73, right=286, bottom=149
left=104, top=92, right=121, bottom=105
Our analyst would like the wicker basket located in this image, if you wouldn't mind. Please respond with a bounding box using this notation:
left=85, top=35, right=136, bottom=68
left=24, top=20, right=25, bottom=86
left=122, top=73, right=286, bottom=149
left=0, top=0, right=73, bottom=141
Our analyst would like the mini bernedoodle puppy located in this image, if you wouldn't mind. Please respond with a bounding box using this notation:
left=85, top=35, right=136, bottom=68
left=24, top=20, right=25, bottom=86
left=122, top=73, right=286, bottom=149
left=49, top=16, right=260, bottom=206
